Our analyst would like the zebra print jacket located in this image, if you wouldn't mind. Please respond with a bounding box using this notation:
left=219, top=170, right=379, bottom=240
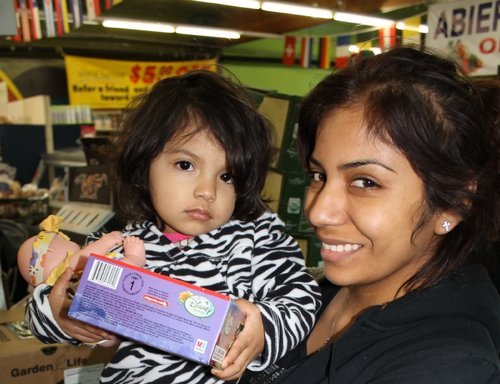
left=26, top=211, right=321, bottom=384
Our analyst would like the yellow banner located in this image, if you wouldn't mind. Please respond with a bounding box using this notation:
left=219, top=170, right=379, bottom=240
left=65, top=55, right=217, bottom=109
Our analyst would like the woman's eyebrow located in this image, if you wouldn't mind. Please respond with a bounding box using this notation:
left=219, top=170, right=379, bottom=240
left=340, top=159, right=397, bottom=174
left=309, top=155, right=397, bottom=174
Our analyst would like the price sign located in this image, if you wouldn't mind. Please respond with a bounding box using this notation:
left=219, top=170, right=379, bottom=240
left=65, top=56, right=217, bottom=109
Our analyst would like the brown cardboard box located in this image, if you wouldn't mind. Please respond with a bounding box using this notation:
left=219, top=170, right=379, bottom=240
left=0, top=297, right=116, bottom=384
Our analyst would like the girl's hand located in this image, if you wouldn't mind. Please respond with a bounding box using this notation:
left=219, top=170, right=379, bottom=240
left=48, top=267, right=118, bottom=346
left=211, top=298, right=265, bottom=381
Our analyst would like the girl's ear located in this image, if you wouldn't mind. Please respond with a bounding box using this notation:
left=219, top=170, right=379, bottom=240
left=434, top=211, right=462, bottom=235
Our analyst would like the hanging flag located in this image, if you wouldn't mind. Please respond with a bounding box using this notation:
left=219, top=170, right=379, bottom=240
left=70, top=0, right=83, bottom=28
left=335, top=35, right=355, bottom=69
left=379, top=25, right=397, bottom=51
left=28, top=0, right=42, bottom=40
left=61, top=0, right=71, bottom=33
left=318, top=36, right=331, bottom=69
left=54, top=0, right=64, bottom=36
left=401, top=15, right=423, bottom=47
left=300, top=37, right=313, bottom=68
left=11, top=0, right=22, bottom=42
left=18, top=0, right=31, bottom=42
left=283, top=36, right=296, bottom=66
left=86, top=0, right=101, bottom=20
left=42, top=0, right=56, bottom=37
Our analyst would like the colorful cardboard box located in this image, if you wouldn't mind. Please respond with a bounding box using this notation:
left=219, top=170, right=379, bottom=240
left=0, top=297, right=116, bottom=384
left=68, top=254, right=246, bottom=368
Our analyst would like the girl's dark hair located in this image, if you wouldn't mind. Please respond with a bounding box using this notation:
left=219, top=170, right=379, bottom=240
left=112, top=70, right=273, bottom=224
left=298, top=46, right=499, bottom=291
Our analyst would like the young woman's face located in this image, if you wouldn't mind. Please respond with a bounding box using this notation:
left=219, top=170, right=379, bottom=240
left=149, top=124, right=237, bottom=235
left=305, top=106, right=442, bottom=298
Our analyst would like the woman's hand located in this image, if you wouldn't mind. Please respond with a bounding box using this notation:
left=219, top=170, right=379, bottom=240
left=211, top=298, right=265, bottom=381
left=48, top=267, right=118, bottom=346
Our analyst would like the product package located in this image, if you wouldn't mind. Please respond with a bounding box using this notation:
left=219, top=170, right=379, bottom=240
left=68, top=254, right=246, bottom=367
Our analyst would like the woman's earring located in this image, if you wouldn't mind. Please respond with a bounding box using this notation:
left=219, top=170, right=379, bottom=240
left=442, top=220, right=451, bottom=232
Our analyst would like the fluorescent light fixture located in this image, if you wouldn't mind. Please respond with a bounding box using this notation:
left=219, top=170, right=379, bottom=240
left=396, top=21, right=429, bottom=34
left=193, top=0, right=260, bottom=9
left=334, top=11, right=394, bottom=27
left=175, top=25, right=240, bottom=39
left=261, top=1, right=333, bottom=19
left=103, top=19, right=175, bottom=33
left=102, top=19, right=240, bottom=39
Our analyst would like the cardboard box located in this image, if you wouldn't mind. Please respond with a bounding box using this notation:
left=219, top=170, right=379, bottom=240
left=68, top=254, right=246, bottom=368
left=0, top=298, right=116, bottom=384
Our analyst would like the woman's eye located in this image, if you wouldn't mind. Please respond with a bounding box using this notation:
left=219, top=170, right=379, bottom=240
left=351, top=178, right=380, bottom=188
left=220, top=172, right=234, bottom=184
left=176, top=161, right=194, bottom=171
left=306, top=172, right=325, bottom=183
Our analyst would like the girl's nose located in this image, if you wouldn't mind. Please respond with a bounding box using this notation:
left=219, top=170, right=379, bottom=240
left=194, top=178, right=216, bottom=202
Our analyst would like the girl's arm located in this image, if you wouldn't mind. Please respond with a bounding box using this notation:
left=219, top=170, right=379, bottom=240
left=26, top=265, right=118, bottom=346
left=246, top=213, right=322, bottom=370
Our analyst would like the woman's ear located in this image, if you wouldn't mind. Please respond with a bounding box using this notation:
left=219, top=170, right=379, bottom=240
left=434, top=211, right=462, bottom=235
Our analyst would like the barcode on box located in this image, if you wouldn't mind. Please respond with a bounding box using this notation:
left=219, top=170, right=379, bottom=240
left=211, top=345, right=227, bottom=364
left=88, top=259, right=123, bottom=289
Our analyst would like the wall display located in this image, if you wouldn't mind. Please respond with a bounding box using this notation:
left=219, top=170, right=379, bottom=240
left=426, top=0, right=499, bottom=76
left=65, top=55, right=218, bottom=109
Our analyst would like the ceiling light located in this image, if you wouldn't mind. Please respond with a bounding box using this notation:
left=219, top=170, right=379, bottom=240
left=175, top=25, right=240, bottom=39
left=193, top=0, right=260, bottom=9
left=333, top=12, right=394, bottom=27
left=395, top=21, right=429, bottom=34
left=103, top=19, right=175, bottom=33
left=261, top=1, right=333, bottom=19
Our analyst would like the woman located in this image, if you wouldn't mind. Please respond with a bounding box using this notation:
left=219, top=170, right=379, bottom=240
left=239, top=47, right=500, bottom=383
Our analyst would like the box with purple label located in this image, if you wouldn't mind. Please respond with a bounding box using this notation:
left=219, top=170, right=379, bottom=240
left=68, top=254, right=246, bottom=367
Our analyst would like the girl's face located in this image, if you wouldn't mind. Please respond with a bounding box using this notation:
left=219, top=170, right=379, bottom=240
left=149, top=124, right=237, bottom=236
left=305, top=106, right=443, bottom=299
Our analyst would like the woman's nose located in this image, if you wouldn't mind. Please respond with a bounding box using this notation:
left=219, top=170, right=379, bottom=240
left=305, top=185, right=347, bottom=228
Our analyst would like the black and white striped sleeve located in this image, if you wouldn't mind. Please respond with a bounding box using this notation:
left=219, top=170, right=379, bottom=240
left=247, top=213, right=321, bottom=371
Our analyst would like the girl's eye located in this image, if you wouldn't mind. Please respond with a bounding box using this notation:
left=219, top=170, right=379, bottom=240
left=351, top=178, right=380, bottom=189
left=220, top=172, right=234, bottom=184
left=176, top=161, right=194, bottom=171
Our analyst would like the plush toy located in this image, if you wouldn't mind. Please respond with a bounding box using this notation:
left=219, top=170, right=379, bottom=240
left=17, top=215, right=146, bottom=287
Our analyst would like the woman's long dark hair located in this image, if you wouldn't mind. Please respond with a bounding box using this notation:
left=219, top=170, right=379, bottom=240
left=298, top=46, right=499, bottom=291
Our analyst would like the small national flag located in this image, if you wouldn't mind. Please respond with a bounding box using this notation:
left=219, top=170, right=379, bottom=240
left=54, top=0, right=63, bottom=36
left=335, top=35, right=354, bottom=69
left=70, top=0, right=83, bottom=28
left=61, top=0, right=71, bottom=33
left=401, top=15, right=424, bottom=47
left=379, top=25, right=397, bottom=51
left=28, top=0, right=42, bottom=40
left=300, top=37, right=313, bottom=68
left=42, top=0, right=56, bottom=37
left=283, top=36, right=296, bottom=66
left=12, top=0, right=22, bottom=42
left=318, top=37, right=331, bottom=69
left=86, top=0, right=101, bottom=20
left=18, top=0, right=31, bottom=42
